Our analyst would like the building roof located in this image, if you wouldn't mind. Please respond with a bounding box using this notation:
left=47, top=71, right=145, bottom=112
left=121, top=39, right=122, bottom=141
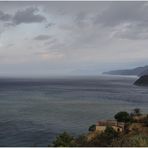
left=96, top=120, right=125, bottom=128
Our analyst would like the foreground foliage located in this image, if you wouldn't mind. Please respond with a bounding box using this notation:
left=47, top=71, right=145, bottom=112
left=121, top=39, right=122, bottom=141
left=51, top=109, right=148, bottom=147
left=52, top=132, right=74, bottom=147
left=114, top=111, right=132, bottom=123
left=52, top=126, right=119, bottom=147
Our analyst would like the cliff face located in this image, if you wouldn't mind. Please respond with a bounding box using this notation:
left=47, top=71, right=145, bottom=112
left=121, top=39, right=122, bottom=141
left=134, top=75, right=148, bottom=86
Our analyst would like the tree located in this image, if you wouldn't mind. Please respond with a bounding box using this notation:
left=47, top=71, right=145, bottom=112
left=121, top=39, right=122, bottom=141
left=88, top=124, right=96, bottom=132
left=133, top=108, right=141, bottom=116
left=114, top=111, right=131, bottom=123
left=52, top=132, right=74, bottom=147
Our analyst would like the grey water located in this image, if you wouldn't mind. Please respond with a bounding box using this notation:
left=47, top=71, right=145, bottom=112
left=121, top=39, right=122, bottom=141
left=0, top=75, right=148, bottom=146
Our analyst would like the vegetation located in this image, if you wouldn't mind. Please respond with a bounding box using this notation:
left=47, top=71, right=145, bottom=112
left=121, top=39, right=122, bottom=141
left=133, top=108, right=141, bottom=116
left=51, top=109, right=148, bottom=147
left=114, top=111, right=132, bottom=123
left=86, top=126, right=118, bottom=147
left=88, top=124, right=96, bottom=132
left=131, top=134, right=148, bottom=147
left=52, top=126, right=119, bottom=147
left=144, top=115, right=148, bottom=127
left=74, top=134, right=88, bottom=147
left=112, top=133, right=148, bottom=147
left=52, top=132, right=74, bottom=147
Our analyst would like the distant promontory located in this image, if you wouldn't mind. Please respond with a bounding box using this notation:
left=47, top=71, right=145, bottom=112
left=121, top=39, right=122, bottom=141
left=103, top=65, right=148, bottom=86
left=103, top=65, right=148, bottom=76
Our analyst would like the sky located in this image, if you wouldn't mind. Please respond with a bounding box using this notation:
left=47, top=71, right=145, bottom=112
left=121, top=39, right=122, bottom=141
left=0, top=1, right=148, bottom=77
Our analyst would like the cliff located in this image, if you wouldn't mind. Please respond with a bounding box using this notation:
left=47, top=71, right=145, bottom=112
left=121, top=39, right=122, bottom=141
left=134, top=75, right=148, bottom=86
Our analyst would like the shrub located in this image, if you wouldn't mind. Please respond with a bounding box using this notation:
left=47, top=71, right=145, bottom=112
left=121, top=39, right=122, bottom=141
left=131, top=134, right=148, bottom=147
left=88, top=126, right=119, bottom=146
left=88, top=124, right=96, bottom=132
left=112, top=134, right=148, bottom=147
left=143, top=115, right=148, bottom=127
left=111, top=135, right=131, bottom=146
left=74, top=134, right=88, bottom=147
left=102, top=126, right=119, bottom=143
left=133, top=108, right=141, bottom=116
left=52, top=132, right=74, bottom=147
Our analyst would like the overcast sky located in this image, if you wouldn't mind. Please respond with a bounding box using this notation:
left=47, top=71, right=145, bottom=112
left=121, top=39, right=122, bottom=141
left=0, top=1, right=148, bottom=77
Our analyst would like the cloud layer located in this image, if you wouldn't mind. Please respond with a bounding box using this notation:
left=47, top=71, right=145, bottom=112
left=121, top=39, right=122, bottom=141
left=13, top=7, right=46, bottom=25
left=0, top=2, right=148, bottom=76
left=34, top=35, right=51, bottom=41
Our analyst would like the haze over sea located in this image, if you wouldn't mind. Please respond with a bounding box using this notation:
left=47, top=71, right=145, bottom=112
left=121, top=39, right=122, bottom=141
left=0, top=75, right=148, bottom=146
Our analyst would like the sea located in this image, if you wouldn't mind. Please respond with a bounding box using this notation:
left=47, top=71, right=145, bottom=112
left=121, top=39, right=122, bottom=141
left=0, top=75, right=148, bottom=146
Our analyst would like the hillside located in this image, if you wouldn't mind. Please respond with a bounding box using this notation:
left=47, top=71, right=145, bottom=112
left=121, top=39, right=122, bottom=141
left=51, top=109, right=148, bottom=147
left=139, top=69, right=148, bottom=76
left=103, top=65, right=148, bottom=76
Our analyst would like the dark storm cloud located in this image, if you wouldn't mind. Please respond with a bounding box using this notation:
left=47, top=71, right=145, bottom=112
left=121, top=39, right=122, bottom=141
left=95, top=2, right=147, bottom=27
left=34, top=34, right=51, bottom=41
left=12, top=7, right=46, bottom=25
left=0, top=7, right=46, bottom=26
left=0, top=10, right=11, bottom=21
left=93, top=2, right=148, bottom=40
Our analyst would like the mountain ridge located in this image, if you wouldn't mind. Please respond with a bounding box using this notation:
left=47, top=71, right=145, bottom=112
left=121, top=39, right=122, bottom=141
left=103, top=65, right=148, bottom=76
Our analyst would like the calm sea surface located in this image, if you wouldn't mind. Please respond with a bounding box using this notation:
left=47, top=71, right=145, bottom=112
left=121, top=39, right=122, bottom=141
left=0, top=75, right=148, bottom=146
